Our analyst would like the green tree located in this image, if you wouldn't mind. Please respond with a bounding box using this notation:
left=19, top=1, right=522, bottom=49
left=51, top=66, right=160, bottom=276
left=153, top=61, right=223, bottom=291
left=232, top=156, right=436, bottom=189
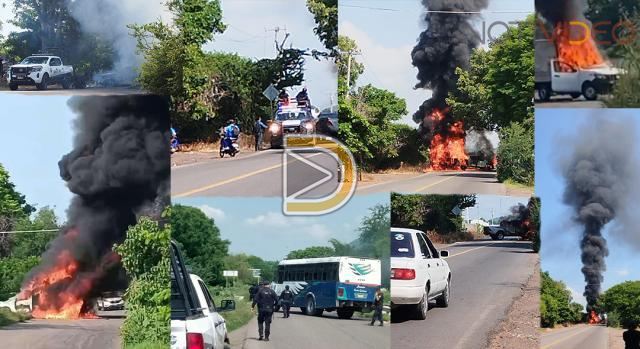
left=306, top=0, right=338, bottom=55
left=601, top=281, right=640, bottom=328
left=606, top=16, right=640, bottom=108
left=114, top=216, right=170, bottom=346
left=10, top=207, right=58, bottom=258
left=0, top=256, right=39, bottom=300
left=528, top=197, right=541, bottom=252
left=286, top=246, right=335, bottom=259
left=337, top=35, right=364, bottom=94
left=0, top=163, right=34, bottom=257
left=540, top=271, right=584, bottom=328
left=496, top=122, right=535, bottom=186
left=391, top=193, right=476, bottom=237
left=586, top=0, right=640, bottom=53
left=171, top=204, right=229, bottom=285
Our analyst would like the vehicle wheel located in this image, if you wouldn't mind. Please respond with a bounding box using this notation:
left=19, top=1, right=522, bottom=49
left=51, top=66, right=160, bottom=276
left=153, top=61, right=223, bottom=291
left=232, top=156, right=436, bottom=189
left=537, top=85, right=551, bottom=102
left=230, top=150, right=237, bottom=158
left=582, top=82, right=598, bottom=101
left=37, top=74, right=49, bottom=90
left=497, top=232, right=505, bottom=240
left=336, top=308, right=354, bottom=319
left=491, top=235, right=498, bottom=240
left=570, top=93, right=581, bottom=99
left=300, top=307, right=307, bottom=315
left=306, top=297, right=323, bottom=316
left=415, top=286, right=429, bottom=320
left=62, top=79, right=71, bottom=89
left=436, top=280, right=451, bottom=308
left=9, top=83, right=18, bottom=91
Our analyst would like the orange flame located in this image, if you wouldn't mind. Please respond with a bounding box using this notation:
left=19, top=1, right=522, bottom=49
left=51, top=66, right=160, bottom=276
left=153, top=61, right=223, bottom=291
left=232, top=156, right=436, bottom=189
left=427, top=109, right=468, bottom=171
left=588, top=310, right=601, bottom=324
left=18, top=229, right=120, bottom=319
left=555, top=22, right=604, bottom=69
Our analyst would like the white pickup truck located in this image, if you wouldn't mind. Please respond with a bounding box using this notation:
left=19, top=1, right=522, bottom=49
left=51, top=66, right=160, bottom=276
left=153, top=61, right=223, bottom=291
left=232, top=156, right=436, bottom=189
left=7, top=55, right=74, bottom=91
left=171, top=241, right=235, bottom=349
left=535, top=39, right=621, bottom=101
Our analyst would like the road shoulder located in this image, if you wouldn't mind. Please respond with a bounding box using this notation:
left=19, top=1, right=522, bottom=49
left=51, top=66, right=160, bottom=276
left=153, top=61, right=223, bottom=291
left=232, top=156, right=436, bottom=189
left=229, top=315, right=256, bottom=349
left=608, top=327, right=624, bottom=349
left=488, top=259, right=540, bottom=349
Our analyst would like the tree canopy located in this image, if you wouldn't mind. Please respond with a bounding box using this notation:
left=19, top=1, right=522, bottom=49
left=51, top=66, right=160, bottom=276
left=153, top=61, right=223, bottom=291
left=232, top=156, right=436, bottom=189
left=306, top=0, right=338, bottom=56
left=601, top=281, right=640, bottom=328
left=391, top=193, right=476, bottom=237
left=540, top=271, right=583, bottom=328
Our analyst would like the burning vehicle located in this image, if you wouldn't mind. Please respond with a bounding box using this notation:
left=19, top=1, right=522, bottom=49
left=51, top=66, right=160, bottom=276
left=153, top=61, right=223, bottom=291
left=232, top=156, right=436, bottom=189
left=484, top=203, right=536, bottom=241
left=7, top=54, right=74, bottom=91
left=535, top=0, right=623, bottom=101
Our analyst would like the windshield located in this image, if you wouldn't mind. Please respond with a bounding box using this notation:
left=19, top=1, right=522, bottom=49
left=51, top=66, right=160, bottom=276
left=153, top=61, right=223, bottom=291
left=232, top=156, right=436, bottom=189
left=20, top=57, right=49, bottom=65
left=391, top=232, right=415, bottom=258
left=276, top=112, right=307, bottom=121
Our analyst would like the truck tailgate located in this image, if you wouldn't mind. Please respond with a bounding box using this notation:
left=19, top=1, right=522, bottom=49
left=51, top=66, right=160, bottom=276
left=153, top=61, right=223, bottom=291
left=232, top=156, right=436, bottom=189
left=171, top=319, right=187, bottom=349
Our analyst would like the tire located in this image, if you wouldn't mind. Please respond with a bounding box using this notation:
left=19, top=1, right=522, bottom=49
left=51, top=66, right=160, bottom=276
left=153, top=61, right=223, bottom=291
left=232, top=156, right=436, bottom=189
left=306, top=297, right=323, bottom=316
left=570, top=93, right=581, bottom=99
left=436, top=279, right=451, bottom=308
left=537, top=84, right=551, bottom=102
left=300, top=307, right=307, bottom=315
left=415, top=285, right=429, bottom=320
left=37, top=74, right=49, bottom=90
left=497, top=232, right=505, bottom=240
left=9, top=83, right=18, bottom=91
left=62, top=79, right=71, bottom=89
left=336, top=308, right=354, bottom=319
left=582, top=82, right=598, bottom=101
left=220, top=149, right=225, bottom=158
left=230, top=149, right=237, bottom=158
left=490, top=235, right=498, bottom=240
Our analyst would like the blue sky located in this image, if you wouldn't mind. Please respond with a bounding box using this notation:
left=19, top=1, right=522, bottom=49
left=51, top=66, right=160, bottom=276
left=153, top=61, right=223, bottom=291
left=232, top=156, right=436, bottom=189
left=0, top=95, right=74, bottom=222
left=339, top=0, right=534, bottom=125
left=536, top=109, right=640, bottom=307
left=173, top=193, right=388, bottom=261
left=205, top=0, right=337, bottom=109
left=463, top=195, right=529, bottom=223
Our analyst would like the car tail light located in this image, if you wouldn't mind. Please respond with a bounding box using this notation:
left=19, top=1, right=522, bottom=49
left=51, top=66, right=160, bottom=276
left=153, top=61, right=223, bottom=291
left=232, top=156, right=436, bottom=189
left=338, top=287, right=345, bottom=297
left=186, top=333, right=204, bottom=349
left=391, top=268, right=416, bottom=280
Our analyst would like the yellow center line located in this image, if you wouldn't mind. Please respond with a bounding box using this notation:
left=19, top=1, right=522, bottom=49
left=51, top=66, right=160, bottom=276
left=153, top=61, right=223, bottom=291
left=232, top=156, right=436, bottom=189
left=415, top=173, right=458, bottom=193
left=173, top=153, right=322, bottom=198
left=447, top=243, right=497, bottom=258
left=541, top=326, right=593, bottom=349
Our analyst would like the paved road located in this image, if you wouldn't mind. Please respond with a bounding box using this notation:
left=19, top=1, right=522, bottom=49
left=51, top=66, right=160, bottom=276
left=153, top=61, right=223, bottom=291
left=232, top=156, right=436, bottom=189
left=541, top=324, right=608, bottom=349
left=172, top=149, right=341, bottom=198
left=536, top=95, right=606, bottom=108
left=358, top=170, right=525, bottom=196
left=0, top=311, right=124, bottom=349
left=233, top=309, right=388, bottom=349
left=0, top=87, right=143, bottom=95
left=171, top=151, right=526, bottom=197
left=391, top=239, right=538, bottom=349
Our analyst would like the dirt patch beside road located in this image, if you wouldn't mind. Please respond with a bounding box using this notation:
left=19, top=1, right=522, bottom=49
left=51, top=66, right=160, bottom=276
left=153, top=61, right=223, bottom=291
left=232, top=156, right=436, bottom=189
left=488, top=260, right=540, bottom=349
left=609, top=327, right=625, bottom=349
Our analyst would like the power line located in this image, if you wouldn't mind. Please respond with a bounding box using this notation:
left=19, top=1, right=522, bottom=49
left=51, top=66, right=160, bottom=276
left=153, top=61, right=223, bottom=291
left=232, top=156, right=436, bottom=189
left=0, top=229, right=58, bottom=235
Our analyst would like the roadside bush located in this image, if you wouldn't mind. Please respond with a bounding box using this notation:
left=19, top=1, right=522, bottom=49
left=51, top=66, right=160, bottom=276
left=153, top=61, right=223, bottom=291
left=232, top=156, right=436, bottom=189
left=0, top=256, right=40, bottom=300
left=0, top=307, right=30, bottom=327
left=601, top=281, right=640, bottom=328
left=540, top=271, right=583, bottom=328
left=496, top=122, right=534, bottom=186
left=114, top=216, right=171, bottom=347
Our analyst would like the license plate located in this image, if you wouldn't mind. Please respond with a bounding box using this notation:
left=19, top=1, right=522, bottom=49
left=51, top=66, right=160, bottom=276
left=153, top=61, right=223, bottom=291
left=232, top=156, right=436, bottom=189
left=355, top=293, right=367, bottom=299
left=16, top=75, right=24, bottom=79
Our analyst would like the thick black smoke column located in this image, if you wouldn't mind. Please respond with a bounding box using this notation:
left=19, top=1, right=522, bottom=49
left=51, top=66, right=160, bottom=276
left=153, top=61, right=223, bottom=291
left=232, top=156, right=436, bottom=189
left=535, top=0, right=586, bottom=24
left=559, top=117, right=638, bottom=308
left=22, top=95, right=170, bottom=301
left=411, top=0, right=489, bottom=136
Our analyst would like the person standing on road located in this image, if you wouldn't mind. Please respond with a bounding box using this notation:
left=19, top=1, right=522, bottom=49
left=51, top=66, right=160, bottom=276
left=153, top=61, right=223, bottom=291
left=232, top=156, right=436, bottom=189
left=370, top=289, right=384, bottom=327
left=254, top=116, right=268, bottom=151
left=623, top=324, right=640, bottom=349
left=279, top=285, right=294, bottom=318
left=252, top=280, right=278, bottom=341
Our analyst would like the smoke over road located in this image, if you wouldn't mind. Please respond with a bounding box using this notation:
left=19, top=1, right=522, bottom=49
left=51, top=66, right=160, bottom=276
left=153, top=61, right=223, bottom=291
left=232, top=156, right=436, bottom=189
left=20, top=95, right=170, bottom=318
left=68, top=0, right=169, bottom=83
left=558, top=116, right=639, bottom=307
left=535, top=0, right=587, bottom=24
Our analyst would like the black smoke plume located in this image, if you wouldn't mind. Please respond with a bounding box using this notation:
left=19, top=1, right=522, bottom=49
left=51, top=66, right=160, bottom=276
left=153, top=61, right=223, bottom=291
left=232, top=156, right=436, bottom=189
left=22, top=95, right=170, bottom=301
left=412, top=0, right=489, bottom=137
left=559, top=117, right=638, bottom=307
left=535, top=0, right=586, bottom=24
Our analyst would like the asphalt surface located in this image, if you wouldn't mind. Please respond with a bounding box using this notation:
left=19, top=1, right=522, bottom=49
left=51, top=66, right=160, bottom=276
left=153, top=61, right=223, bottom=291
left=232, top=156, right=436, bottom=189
left=358, top=170, right=517, bottom=196
left=172, top=149, right=341, bottom=198
left=172, top=151, right=523, bottom=197
left=540, top=324, right=608, bottom=349
left=535, top=95, right=606, bottom=108
left=391, top=239, right=537, bottom=349
left=0, top=86, right=143, bottom=95
left=0, top=310, right=124, bottom=349
left=234, top=309, right=389, bottom=349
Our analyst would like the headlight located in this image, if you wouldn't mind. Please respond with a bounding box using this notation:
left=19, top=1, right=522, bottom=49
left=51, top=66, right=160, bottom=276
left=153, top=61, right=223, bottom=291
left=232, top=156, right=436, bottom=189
left=593, top=73, right=606, bottom=79
left=303, top=122, right=314, bottom=131
left=30, top=66, right=43, bottom=72
left=269, top=123, right=281, bottom=133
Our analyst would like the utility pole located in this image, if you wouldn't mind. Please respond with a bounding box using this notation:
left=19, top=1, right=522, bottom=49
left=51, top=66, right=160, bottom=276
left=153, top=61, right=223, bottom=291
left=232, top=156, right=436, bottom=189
left=265, top=26, right=288, bottom=55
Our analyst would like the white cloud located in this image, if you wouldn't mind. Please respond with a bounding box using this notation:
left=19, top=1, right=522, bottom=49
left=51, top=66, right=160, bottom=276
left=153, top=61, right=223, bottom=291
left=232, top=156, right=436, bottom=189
left=199, top=205, right=226, bottom=221
left=306, top=224, right=332, bottom=239
left=245, top=211, right=312, bottom=227
left=568, top=286, right=586, bottom=307
left=615, top=269, right=630, bottom=277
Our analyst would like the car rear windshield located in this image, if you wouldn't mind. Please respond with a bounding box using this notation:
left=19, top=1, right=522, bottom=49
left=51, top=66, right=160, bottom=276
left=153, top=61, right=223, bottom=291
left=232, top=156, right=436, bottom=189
left=21, top=57, right=49, bottom=64
left=276, top=112, right=307, bottom=121
left=391, top=232, right=415, bottom=258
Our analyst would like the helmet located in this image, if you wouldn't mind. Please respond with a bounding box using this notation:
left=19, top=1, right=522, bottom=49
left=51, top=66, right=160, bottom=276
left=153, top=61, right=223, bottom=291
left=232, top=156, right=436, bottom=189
left=285, top=285, right=290, bottom=290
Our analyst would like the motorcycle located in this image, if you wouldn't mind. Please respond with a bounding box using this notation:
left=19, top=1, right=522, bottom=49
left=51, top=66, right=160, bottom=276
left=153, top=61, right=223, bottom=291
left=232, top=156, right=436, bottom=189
left=170, top=136, right=180, bottom=153
left=220, top=137, right=240, bottom=158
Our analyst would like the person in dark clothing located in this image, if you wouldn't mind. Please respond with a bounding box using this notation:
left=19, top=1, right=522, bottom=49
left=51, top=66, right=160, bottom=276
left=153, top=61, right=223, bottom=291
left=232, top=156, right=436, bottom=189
left=279, top=285, right=294, bottom=318
left=370, top=289, right=384, bottom=326
left=296, top=87, right=310, bottom=107
left=252, top=281, right=278, bottom=341
left=254, top=116, right=268, bottom=151
left=249, top=284, right=259, bottom=301
left=623, top=324, right=640, bottom=349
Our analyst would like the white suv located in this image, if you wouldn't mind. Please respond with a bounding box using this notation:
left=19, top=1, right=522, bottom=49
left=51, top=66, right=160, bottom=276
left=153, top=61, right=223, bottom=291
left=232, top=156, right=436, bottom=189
left=390, top=227, right=451, bottom=320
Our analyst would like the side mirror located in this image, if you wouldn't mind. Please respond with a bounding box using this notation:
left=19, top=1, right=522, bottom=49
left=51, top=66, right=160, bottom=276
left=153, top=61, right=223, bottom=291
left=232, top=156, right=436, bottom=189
left=440, top=250, right=449, bottom=258
left=219, top=299, right=236, bottom=312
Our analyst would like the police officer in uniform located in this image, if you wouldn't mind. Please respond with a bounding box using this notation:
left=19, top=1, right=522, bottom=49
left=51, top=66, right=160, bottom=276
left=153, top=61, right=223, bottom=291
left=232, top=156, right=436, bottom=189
left=370, top=289, right=384, bottom=326
left=252, top=280, right=278, bottom=341
left=279, top=285, right=294, bottom=318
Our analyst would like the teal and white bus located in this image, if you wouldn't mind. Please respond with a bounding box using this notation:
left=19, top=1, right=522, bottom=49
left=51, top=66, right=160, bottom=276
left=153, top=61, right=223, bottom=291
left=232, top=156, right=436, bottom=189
left=272, top=256, right=382, bottom=319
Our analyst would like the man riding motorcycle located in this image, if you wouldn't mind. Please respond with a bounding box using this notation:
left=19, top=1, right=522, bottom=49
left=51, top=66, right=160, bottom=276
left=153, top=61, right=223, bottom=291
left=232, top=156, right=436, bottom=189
left=221, top=119, right=240, bottom=156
